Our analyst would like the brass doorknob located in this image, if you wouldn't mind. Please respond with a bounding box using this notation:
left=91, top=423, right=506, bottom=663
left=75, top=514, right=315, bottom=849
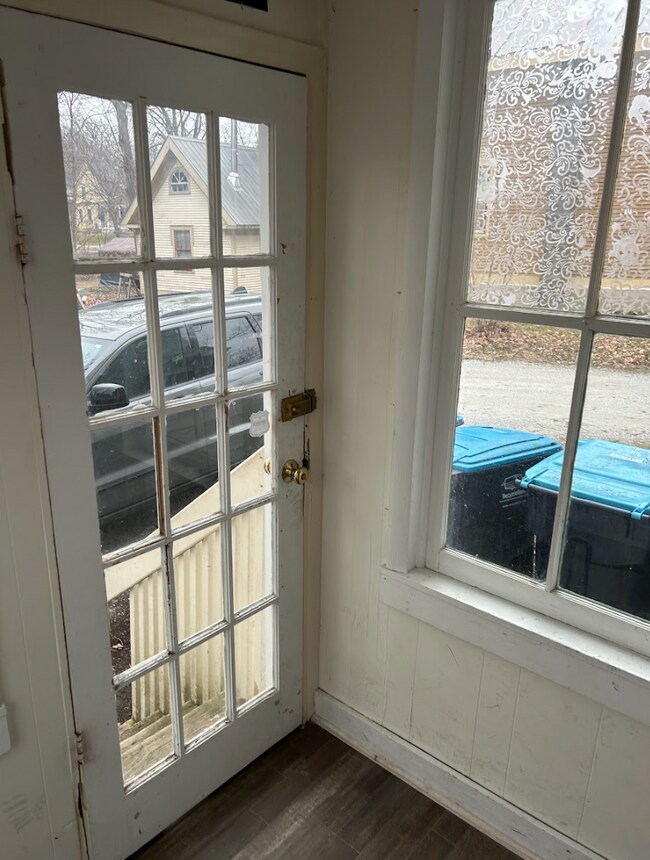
left=282, top=459, right=310, bottom=485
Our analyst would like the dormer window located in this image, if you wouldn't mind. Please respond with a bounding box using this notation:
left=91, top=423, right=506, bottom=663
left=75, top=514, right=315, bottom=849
left=170, top=169, right=189, bottom=194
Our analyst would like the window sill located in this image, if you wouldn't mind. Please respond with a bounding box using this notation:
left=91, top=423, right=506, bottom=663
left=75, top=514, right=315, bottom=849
left=380, top=565, right=650, bottom=728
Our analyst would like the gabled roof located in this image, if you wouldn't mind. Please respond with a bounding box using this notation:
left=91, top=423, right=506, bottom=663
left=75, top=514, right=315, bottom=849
left=122, top=136, right=262, bottom=229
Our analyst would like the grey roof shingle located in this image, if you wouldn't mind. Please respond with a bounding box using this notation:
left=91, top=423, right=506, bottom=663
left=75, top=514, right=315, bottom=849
left=170, top=136, right=262, bottom=227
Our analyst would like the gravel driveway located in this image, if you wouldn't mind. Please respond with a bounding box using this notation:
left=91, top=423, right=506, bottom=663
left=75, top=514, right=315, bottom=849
left=459, top=360, right=650, bottom=447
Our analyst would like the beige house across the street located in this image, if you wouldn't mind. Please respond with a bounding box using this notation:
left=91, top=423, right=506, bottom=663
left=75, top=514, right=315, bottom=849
left=122, top=135, right=267, bottom=295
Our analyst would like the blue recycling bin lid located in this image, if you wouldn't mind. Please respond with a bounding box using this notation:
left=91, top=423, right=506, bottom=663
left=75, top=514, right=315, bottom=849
left=520, top=440, right=650, bottom=521
left=453, top=426, right=561, bottom=473
left=456, top=414, right=464, bottom=426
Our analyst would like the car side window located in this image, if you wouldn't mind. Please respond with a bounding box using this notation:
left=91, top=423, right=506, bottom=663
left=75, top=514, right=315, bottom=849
left=96, top=336, right=150, bottom=400
left=95, top=328, right=189, bottom=400
left=161, top=327, right=190, bottom=389
left=188, top=321, right=215, bottom=378
left=226, top=316, right=261, bottom=369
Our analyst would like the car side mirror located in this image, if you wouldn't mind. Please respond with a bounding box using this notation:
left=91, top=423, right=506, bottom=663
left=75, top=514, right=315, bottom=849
left=89, top=383, right=129, bottom=414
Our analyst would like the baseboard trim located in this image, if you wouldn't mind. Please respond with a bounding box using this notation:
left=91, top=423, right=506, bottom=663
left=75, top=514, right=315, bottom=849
left=313, top=690, right=605, bottom=860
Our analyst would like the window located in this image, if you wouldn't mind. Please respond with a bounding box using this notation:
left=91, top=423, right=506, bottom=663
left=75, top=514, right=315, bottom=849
left=226, top=316, right=261, bottom=369
left=172, top=228, right=192, bottom=258
left=160, top=327, right=190, bottom=388
left=95, top=329, right=189, bottom=401
left=188, top=321, right=215, bottom=377
left=97, top=337, right=150, bottom=401
left=170, top=169, right=189, bottom=194
left=396, top=0, right=650, bottom=658
left=187, top=316, right=262, bottom=378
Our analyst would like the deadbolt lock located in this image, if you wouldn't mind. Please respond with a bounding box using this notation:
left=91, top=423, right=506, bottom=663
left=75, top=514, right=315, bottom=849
left=282, top=459, right=310, bottom=485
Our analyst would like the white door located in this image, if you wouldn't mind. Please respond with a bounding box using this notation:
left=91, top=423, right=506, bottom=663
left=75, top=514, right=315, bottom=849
left=0, top=8, right=306, bottom=858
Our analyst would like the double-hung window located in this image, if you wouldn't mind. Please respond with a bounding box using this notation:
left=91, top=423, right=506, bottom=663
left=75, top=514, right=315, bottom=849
left=172, top=227, right=192, bottom=258
left=396, top=0, right=650, bottom=666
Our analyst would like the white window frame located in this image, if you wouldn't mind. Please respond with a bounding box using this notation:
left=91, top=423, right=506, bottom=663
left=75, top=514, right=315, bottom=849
left=170, top=168, right=190, bottom=194
left=171, top=225, right=193, bottom=258
left=382, top=0, right=650, bottom=724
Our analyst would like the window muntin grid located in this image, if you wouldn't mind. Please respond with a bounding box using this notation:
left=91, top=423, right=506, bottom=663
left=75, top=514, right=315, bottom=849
left=431, top=0, right=650, bottom=637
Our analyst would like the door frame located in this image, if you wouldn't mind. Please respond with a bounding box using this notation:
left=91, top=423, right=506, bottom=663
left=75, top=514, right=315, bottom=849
left=0, top=4, right=325, bottom=857
left=0, top=78, right=84, bottom=860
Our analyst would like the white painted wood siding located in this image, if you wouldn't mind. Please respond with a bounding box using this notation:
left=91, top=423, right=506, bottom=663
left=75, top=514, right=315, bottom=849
left=319, top=4, right=650, bottom=860
left=153, top=166, right=210, bottom=293
left=153, top=169, right=211, bottom=258
left=152, top=172, right=262, bottom=294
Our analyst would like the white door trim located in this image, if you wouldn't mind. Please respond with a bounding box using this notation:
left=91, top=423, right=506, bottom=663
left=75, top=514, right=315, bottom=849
left=0, top=88, right=83, bottom=858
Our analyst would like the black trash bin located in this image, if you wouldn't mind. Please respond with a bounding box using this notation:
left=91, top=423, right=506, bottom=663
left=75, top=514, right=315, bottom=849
left=447, top=426, right=561, bottom=573
left=521, top=440, right=650, bottom=616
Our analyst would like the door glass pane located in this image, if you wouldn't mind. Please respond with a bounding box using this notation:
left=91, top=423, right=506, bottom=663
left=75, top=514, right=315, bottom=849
left=466, top=0, right=626, bottom=312
left=600, top=1, right=650, bottom=317
left=168, top=403, right=221, bottom=523
left=91, top=417, right=160, bottom=554
left=175, top=525, right=224, bottom=642
left=147, top=106, right=210, bottom=259
left=77, top=271, right=142, bottom=310
left=157, top=266, right=211, bottom=297
left=187, top=318, right=215, bottom=381
left=106, top=548, right=166, bottom=676
left=224, top=267, right=271, bottom=386
left=544, top=335, right=650, bottom=618
left=230, top=392, right=272, bottom=508
left=232, top=505, right=274, bottom=614
left=157, top=271, right=214, bottom=401
left=234, top=605, right=275, bottom=711
left=78, top=272, right=149, bottom=416
left=446, top=320, right=579, bottom=577
left=58, top=93, right=140, bottom=260
left=180, top=635, right=227, bottom=745
left=117, top=664, right=174, bottom=787
left=220, top=118, right=270, bottom=256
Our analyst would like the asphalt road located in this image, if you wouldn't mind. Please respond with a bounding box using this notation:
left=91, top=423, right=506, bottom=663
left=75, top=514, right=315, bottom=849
left=458, top=359, right=650, bottom=447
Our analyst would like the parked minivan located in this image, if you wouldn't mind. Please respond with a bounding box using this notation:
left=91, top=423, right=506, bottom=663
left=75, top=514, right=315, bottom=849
left=80, top=291, right=264, bottom=540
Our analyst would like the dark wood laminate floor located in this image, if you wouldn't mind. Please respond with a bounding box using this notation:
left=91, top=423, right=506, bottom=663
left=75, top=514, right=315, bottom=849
left=132, top=723, right=522, bottom=860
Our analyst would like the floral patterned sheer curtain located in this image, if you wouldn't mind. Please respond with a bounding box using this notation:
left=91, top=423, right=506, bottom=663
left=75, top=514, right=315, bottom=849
left=468, top=0, right=650, bottom=317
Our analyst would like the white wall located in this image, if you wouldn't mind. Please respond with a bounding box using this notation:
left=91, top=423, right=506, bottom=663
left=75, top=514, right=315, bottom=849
left=319, top=3, right=650, bottom=860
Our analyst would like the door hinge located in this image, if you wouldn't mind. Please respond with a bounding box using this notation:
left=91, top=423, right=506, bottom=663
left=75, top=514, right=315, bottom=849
left=75, top=730, right=85, bottom=766
left=280, top=389, right=317, bottom=422
left=15, top=215, right=28, bottom=266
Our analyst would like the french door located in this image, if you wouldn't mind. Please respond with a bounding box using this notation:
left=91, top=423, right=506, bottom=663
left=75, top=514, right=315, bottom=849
left=0, top=8, right=306, bottom=858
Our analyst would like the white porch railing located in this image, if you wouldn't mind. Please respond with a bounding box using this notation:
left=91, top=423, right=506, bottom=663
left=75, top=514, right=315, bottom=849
left=106, top=450, right=269, bottom=724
